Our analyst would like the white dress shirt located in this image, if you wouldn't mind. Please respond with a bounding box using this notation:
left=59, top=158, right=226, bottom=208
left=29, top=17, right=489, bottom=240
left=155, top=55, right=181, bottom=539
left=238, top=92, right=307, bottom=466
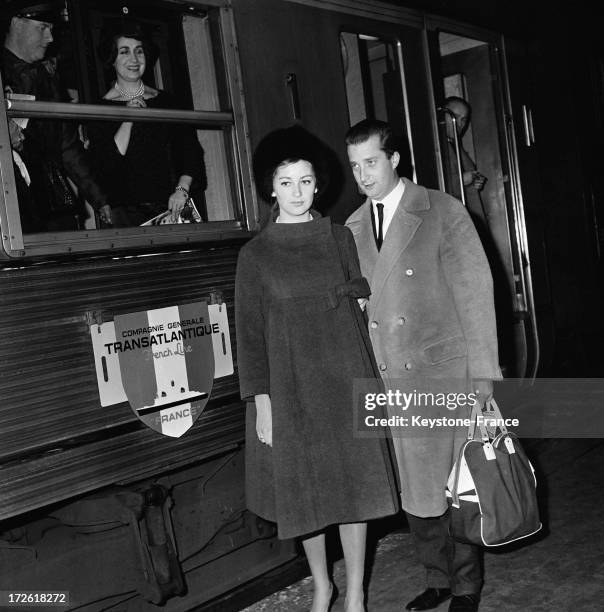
left=371, top=178, right=405, bottom=241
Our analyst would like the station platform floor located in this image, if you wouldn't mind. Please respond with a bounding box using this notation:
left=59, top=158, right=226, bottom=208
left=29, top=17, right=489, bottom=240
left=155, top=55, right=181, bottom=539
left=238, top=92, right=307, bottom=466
left=238, top=439, right=604, bottom=612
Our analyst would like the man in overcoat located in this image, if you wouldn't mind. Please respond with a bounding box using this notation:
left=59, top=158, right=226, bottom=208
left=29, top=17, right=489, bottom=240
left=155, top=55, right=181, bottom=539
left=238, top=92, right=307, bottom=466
left=345, top=119, right=501, bottom=612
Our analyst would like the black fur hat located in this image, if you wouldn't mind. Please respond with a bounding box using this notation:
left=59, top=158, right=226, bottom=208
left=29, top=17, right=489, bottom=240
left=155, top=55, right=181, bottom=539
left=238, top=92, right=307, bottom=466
left=253, top=125, right=331, bottom=203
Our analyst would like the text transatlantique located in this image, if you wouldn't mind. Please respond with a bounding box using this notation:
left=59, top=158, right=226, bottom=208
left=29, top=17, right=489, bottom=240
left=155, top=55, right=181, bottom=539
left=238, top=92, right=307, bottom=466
left=105, top=324, right=220, bottom=354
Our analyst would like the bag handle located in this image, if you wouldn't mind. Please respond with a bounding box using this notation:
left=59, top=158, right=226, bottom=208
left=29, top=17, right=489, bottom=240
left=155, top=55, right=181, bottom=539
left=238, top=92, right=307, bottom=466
left=451, top=447, right=463, bottom=508
left=453, top=398, right=507, bottom=508
left=452, top=397, right=489, bottom=507
left=467, top=401, right=489, bottom=441
left=453, top=400, right=489, bottom=507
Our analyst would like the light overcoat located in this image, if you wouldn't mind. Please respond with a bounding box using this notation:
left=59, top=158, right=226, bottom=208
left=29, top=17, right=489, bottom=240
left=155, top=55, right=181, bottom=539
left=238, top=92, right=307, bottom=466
left=346, top=178, right=502, bottom=517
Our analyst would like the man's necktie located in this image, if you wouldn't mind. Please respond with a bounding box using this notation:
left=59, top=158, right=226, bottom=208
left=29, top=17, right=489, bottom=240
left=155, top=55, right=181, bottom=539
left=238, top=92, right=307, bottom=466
left=375, top=202, right=384, bottom=251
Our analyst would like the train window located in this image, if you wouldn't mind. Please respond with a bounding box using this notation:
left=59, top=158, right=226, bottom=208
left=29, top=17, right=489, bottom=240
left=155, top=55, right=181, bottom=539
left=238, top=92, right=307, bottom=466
left=8, top=117, right=235, bottom=232
left=339, top=31, right=415, bottom=179
left=0, top=0, right=253, bottom=257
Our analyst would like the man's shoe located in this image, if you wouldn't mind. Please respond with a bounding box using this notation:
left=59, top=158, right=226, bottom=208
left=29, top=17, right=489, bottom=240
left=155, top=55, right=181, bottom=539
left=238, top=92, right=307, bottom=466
left=406, top=588, right=452, bottom=610
left=448, top=593, right=480, bottom=612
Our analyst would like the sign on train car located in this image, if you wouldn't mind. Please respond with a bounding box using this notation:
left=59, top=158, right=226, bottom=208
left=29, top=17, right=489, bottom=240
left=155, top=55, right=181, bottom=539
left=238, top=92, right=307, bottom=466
left=90, top=301, right=233, bottom=436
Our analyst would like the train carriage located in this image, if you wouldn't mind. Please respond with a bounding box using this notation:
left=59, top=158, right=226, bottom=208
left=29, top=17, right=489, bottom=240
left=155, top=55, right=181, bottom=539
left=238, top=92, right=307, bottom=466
left=0, top=0, right=601, bottom=609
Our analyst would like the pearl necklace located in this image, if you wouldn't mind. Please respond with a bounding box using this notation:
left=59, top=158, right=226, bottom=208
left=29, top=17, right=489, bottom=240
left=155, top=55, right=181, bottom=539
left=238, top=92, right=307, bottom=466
left=114, top=81, right=145, bottom=100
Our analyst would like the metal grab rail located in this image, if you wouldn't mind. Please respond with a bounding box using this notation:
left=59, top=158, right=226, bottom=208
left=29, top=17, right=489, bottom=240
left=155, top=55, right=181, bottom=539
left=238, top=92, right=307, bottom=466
left=499, top=41, right=539, bottom=380
left=437, top=106, right=466, bottom=206
left=5, top=99, right=233, bottom=126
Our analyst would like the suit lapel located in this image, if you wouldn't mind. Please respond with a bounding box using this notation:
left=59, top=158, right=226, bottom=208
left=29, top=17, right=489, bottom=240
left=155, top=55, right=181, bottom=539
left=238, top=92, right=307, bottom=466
left=370, top=179, right=428, bottom=306
left=354, top=201, right=379, bottom=281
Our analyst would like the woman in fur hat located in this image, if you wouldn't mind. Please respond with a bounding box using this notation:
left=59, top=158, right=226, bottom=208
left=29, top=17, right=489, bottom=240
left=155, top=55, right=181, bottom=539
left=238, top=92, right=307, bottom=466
left=235, top=126, right=397, bottom=612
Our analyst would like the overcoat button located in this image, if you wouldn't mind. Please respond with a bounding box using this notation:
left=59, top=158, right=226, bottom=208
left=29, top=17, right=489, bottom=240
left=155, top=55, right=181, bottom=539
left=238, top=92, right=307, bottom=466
left=405, top=268, right=413, bottom=276
left=379, top=363, right=387, bottom=371
left=398, top=317, right=406, bottom=325
left=404, top=362, right=413, bottom=370
left=370, top=321, right=378, bottom=329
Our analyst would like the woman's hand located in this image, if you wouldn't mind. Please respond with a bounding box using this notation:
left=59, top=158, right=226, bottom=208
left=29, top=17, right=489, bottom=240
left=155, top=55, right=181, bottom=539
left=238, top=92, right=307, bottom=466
left=98, top=204, right=113, bottom=226
left=126, top=96, right=146, bottom=109
left=254, top=394, right=273, bottom=447
left=168, top=188, right=189, bottom=222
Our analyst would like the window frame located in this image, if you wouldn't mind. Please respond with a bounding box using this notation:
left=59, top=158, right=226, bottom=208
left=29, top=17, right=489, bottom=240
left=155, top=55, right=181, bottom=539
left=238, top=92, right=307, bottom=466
left=0, top=1, right=257, bottom=259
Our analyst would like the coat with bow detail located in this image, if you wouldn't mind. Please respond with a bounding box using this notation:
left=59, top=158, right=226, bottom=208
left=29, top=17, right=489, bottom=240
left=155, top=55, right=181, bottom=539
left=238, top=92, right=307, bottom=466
left=346, top=178, right=502, bottom=518
left=235, top=215, right=398, bottom=539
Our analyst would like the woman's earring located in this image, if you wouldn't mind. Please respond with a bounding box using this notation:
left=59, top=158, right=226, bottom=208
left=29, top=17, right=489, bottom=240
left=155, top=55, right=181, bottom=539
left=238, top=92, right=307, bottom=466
left=314, top=188, right=318, bottom=194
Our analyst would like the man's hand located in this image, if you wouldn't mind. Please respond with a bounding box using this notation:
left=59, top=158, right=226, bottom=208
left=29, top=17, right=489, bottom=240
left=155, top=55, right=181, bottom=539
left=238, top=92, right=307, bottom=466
left=471, top=171, right=487, bottom=191
left=8, top=119, right=24, bottom=150
left=462, top=170, right=475, bottom=187
left=473, top=379, right=494, bottom=407
left=473, top=379, right=496, bottom=436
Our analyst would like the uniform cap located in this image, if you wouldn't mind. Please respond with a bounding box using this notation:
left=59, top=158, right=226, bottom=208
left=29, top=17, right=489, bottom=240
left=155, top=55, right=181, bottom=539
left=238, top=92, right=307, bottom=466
left=2, top=2, right=61, bottom=24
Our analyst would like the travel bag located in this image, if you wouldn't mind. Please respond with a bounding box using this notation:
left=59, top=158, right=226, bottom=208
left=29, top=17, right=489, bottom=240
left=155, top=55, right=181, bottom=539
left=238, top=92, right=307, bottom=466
left=446, top=399, right=542, bottom=547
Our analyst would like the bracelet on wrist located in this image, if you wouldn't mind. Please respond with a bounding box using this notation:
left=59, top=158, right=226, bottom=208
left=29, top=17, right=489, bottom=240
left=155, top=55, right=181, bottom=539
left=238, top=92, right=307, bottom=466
left=175, top=185, right=189, bottom=198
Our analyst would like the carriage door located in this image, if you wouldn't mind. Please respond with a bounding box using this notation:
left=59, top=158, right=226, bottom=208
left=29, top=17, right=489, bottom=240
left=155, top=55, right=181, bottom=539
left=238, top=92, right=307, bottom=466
left=233, top=1, right=438, bottom=223
left=426, top=24, right=539, bottom=379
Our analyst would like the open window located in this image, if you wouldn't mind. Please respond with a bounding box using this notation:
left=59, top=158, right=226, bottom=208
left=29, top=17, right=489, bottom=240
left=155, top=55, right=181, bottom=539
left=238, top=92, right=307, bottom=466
left=0, top=0, right=255, bottom=258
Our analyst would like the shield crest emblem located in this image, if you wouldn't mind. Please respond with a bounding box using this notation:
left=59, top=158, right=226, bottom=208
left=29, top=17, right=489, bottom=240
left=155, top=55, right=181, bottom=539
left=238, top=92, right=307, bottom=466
left=113, top=302, right=215, bottom=437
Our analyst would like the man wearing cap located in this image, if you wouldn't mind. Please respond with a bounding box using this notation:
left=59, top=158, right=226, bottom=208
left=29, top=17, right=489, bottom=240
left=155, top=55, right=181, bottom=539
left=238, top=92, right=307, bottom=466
left=1, top=2, right=112, bottom=231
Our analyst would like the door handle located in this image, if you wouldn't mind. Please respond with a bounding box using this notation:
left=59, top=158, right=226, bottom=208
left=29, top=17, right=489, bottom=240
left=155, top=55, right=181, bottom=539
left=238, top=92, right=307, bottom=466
left=437, top=107, right=466, bottom=206
left=285, top=73, right=301, bottom=121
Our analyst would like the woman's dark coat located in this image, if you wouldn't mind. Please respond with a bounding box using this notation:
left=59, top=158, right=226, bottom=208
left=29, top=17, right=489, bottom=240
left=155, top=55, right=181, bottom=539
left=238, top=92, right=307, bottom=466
left=235, top=216, right=397, bottom=539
